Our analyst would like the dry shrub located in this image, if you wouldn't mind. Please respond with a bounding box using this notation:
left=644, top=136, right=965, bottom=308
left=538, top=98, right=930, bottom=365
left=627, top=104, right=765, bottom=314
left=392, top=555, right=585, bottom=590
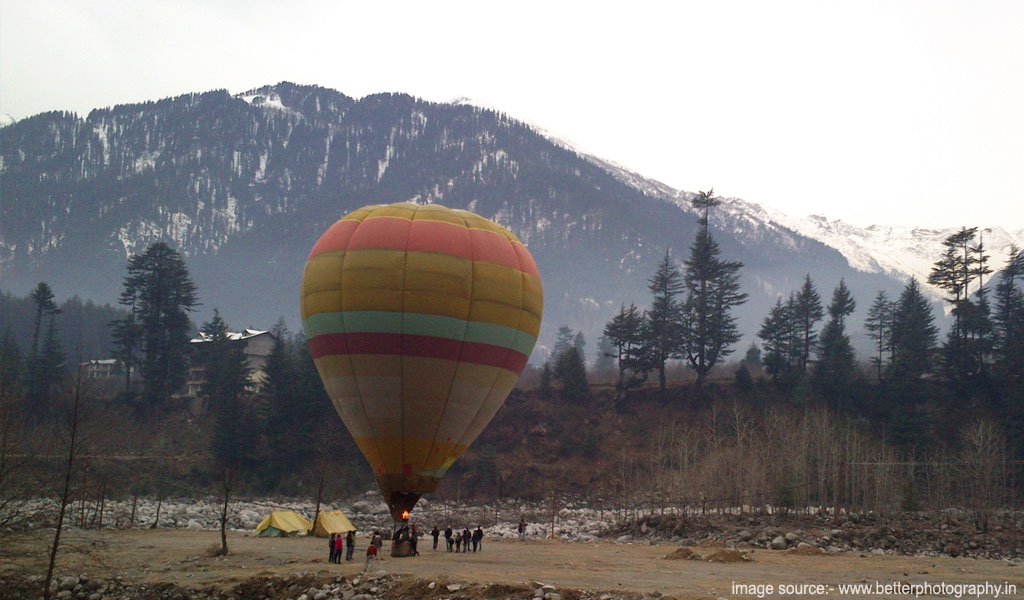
left=704, top=548, right=751, bottom=563
left=664, top=547, right=697, bottom=560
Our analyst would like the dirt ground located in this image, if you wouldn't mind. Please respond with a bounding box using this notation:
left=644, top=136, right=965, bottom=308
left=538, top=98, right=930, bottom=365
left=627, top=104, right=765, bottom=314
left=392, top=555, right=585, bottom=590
left=4, top=529, right=1023, bottom=599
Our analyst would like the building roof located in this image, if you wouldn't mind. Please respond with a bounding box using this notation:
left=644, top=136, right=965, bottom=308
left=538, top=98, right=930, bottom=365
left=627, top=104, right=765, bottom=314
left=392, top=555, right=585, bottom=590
left=190, top=329, right=269, bottom=344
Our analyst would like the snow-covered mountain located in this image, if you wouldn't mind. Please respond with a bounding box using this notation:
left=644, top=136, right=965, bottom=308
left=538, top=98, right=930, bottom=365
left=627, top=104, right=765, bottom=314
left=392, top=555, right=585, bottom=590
left=1, top=82, right=990, bottom=357
left=762, top=214, right=1022, bottom=296
left=583, top=155, right=1022, bottom=300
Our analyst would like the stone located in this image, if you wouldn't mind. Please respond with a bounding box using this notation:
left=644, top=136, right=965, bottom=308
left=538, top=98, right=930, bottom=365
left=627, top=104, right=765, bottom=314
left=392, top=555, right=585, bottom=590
left=544, top=594, right=562, bottom=600
left=314, top=593, right=328, bottom=600
left=428, top=582, right=436, bottom=589
left=447, top=583, right=462, bottom=591
left=771, top=536, right=787, bottom=550
left=785, top=532, right=798, bottom=542
left=60, top=577, right=80, bottom=591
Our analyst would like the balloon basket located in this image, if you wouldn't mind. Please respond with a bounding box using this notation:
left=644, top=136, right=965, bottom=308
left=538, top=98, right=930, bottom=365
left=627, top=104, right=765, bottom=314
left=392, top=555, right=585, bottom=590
left=390, top=540, right=415, bottom=558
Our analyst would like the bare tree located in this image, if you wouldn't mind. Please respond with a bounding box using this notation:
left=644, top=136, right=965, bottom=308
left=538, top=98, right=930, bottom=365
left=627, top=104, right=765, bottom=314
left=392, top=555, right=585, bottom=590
left=43, top=373, right=89, bottom=600
left=962, top=419, right=1006, bottom=532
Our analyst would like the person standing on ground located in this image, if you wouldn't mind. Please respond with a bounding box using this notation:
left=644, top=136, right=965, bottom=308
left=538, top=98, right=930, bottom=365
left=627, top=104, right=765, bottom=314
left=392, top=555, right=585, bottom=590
left=518, top=518, right=527, bottom=541
left=431, top=525, right=440, bottom=550
left=410, top=523, right=420, bottom=556
left=472, top=526, right=483, bottom=552
left=462, top=527, right=471, bottom=553
left=454, top=528, right=462, bottom=552
left=333, top=531, right=344, bottom=563
left=444, top=525, right=454, bottom=552
left=345, top=529, right=356, bottom=561
left=362, top=542, right=378, bottom=573
left=328, top=533, right=337, bottom=563
left=372, top=530, right=383, bottom=552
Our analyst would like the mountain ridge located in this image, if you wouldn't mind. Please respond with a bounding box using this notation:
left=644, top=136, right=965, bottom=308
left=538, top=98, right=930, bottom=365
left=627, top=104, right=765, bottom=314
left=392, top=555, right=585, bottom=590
left=0, top=81, right=977, bottom=358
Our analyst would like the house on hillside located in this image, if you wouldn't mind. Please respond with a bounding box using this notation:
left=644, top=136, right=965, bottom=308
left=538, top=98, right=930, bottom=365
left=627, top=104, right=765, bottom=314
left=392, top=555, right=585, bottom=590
left=185, top=328, right=276, bottom=399
left=80, top=358, right=122, bottom=381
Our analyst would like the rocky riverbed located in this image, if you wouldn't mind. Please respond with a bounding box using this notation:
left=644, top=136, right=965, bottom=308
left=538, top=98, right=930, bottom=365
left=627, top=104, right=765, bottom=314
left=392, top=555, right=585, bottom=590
left=11, top=492, right=1024, bottom=560
left=2, top=570, right=651, bottom=600
left=607, top=509, right=1024, bottom=560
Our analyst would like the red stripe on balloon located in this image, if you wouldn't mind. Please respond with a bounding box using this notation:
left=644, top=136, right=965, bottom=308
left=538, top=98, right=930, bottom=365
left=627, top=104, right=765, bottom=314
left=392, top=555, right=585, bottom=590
left=308, top=216, right=538, bottom=278
left=308, top=332, right=529, bottom=374
left=307, top=220, right=360, bottom=258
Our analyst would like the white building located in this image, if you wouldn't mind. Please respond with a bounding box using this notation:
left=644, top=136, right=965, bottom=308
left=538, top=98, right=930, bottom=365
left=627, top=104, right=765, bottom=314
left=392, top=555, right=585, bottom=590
left=186, top=329, right=276, bottom=398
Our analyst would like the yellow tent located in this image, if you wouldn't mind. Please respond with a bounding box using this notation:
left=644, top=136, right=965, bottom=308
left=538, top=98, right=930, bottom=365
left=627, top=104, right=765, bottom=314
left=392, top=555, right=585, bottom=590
left=312, top=511, right=356, bottom=537
left=254, top=511, right=312, bottom=537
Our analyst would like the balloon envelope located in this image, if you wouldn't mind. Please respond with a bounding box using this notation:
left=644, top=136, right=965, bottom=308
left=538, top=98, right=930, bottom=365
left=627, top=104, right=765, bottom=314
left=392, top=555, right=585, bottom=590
left=300, top=203, right=543, bottom=520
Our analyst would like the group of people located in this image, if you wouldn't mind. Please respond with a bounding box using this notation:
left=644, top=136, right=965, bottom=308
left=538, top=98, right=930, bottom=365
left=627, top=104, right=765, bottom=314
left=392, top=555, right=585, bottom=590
left=326, top=517, right=529, bottom=570
left=327, top=530, right=356, bottom=563
left=327, top=529, right=385, bottom=573
left=430, top=525, right=485, bottom=552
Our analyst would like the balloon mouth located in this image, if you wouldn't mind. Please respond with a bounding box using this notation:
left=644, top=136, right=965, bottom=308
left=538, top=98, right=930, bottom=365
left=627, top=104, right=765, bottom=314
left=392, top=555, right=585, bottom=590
left=387, top=492, right=421, bottom=522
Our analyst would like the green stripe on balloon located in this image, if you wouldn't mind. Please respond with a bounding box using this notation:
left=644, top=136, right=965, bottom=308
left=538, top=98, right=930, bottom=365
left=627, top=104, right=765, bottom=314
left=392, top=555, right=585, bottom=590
left=303, top=311, right=537, bottom=357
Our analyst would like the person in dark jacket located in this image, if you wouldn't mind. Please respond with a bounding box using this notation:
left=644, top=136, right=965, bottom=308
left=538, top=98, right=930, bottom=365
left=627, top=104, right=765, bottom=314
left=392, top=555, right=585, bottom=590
left=472, top=526, right=483, bottom=552
left=444, top=526, right=454, bottom=552
left=328, top=533, right=337, bottom=563
left=462, top=528, right=471, bottom=553
left=345, top=530, right=356, bottom=561
left=431, top=525, right=440, bottom=550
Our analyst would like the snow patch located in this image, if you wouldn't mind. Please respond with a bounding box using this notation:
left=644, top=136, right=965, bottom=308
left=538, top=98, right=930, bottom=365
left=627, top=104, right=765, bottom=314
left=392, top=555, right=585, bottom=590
left=133, top=150, right=160, bottom=173
left=237, top=91, right=304, bottom=120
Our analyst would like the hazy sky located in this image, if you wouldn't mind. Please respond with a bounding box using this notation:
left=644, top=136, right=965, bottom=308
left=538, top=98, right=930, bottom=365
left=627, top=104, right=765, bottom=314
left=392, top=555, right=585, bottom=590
left=2, top=0, right=1022, bottom=229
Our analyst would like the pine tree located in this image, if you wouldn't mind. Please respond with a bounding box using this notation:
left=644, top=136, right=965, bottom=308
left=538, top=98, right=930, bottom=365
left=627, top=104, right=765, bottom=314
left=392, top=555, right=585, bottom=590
left=551, top=326, right=576, bottom=361
left=792, top=274, right=824, bottom=376
left=198, top=311, right=252, bottom=470
left=864, top=291, right=895, bottom=381
left=29, top=282, right=60, bottom=356
left=109, top=279, right=143, bottom=399
left=645, top=252, right=686, bottom=391
left=743, top=342, right=762, bottom=369
left=890, top=279, right=938, bottom=380
left=928, top=227, right=993, bottom=381
left=758, top=298, right=793, bottom=385
left=812, top=280, right=857, bottom=411
left=120, top=243, right=199, bottom=407
left=993, top=246, right=1024, bottom=378
left=553, top=346, right=589, bottom=402
left=593, top=334, right=616, bottom=377
left=680, top=190, right=747, bottom=390
left=602, top=303, right=645, bottom=392
left=27, top=318, right=67, bottom=420
left=261, top=319, right=302, bottom=481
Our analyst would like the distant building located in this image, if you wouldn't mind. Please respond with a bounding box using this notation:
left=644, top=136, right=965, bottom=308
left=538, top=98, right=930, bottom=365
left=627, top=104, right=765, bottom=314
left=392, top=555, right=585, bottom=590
left=185, top=329, right=276, bottom=398
left=80, top=358, right=122, bottom=381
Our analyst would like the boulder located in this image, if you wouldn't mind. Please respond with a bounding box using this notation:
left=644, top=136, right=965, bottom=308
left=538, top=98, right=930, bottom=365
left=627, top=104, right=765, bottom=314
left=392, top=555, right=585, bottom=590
left=771, top=536, right=787, bottom=550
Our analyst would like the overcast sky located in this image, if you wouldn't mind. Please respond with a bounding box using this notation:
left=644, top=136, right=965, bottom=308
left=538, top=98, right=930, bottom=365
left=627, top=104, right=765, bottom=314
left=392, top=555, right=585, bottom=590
left=2, top=0, right=1022, bottom=229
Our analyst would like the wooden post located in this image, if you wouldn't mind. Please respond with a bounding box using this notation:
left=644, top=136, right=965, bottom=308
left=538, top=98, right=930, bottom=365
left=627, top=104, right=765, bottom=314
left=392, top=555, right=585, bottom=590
left=97, top=479, right=106, bottom=529
left=834, top=461, right=845, bottom=525
left=549, top=494, right=557, bottom=539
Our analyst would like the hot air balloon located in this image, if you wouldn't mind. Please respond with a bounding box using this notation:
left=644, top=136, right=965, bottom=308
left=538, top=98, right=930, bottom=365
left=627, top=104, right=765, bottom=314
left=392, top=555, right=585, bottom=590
left=300, top=203, right=543, bottom=522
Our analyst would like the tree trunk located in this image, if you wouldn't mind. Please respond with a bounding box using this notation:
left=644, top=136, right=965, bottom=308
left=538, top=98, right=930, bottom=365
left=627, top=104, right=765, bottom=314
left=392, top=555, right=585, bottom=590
left=44, top=375, right=83, bottom=600
left=219, top=468, right=232, bottom=556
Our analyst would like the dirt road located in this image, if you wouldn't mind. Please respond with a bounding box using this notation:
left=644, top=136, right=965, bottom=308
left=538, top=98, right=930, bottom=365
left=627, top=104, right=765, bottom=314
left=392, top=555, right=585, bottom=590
left=5, top=529, right=1022, bottom=599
